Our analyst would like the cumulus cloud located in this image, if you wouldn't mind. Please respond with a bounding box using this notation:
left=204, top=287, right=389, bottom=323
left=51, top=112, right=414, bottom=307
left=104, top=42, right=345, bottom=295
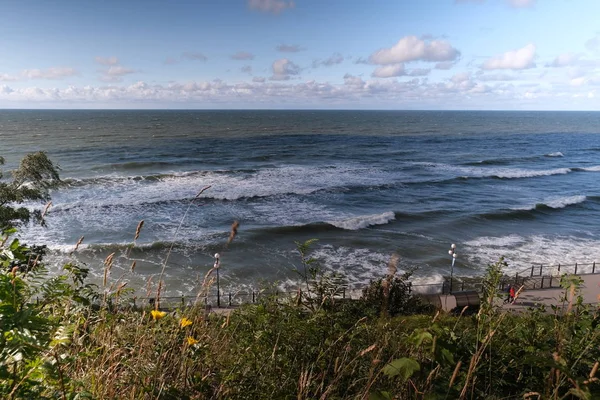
left=276, top=44, right=304, bottom=52
left=270, top=58, right=300, bottom=80
left=313, top=53, right=344, bottom=68
left=95, top=56, right=119, bottom=66
left=231, top=51, right=255, bottom=60
left=547, top=53, right=579, bottom=68
left=369, top=35, right=461, bottom=65
left=371, top=64, right=405, bottom=78
left=482, top=44, right=536, bottom=70
left=248, top=0, right=295, bottom=14
left=182, top=52, right=208, bottom=62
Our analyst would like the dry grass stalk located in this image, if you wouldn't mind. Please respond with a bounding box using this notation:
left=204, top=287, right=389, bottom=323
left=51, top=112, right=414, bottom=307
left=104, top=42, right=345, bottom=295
left=590, top=361, right=599, bottom=379
left=133, top=220, right=144, bottom=241
left=130, top=260, right=136, bottom=272
left=195, top=185, right=212, bottom=198
left=227, top=220, right=239, bottom=246
left=41, top=201, right=52, bottom=220
left=70, top=236, right=84, bottom=256
left=566, top=283, right=576, bottom=314
left=449, top=360, right=462, bottom=388
left=103, top=252, right=115, bottom=287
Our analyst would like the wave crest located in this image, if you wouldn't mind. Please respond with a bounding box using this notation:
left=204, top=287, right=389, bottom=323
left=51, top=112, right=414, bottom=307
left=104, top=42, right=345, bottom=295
left=329, top=211, right=396, bottom=230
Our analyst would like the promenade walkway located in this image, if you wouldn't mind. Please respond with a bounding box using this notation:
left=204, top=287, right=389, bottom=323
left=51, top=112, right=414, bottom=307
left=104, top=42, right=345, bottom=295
left=504, top=273, right=600, bottom=313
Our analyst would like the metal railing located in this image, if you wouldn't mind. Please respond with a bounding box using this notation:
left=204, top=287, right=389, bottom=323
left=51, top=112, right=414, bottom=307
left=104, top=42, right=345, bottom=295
left=126, top=261, right=600, bottom=309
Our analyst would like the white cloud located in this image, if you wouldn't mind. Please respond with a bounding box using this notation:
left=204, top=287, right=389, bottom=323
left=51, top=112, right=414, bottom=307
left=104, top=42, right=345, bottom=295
left=313, top=53, right=344, bottom=68
left=232, top=51, right=255, bottom=60
left=369, top=35, right=460, bottom=65
left=95, top=56, right=119, bottom=66
left=482, top=44, right=536, bottom=70
left=434, top=61, right=456, bottom=70
left=276, top=44, right=304, bottom=52
left=451, top=72, right=471, bottom=83
left=21, top=67, right=79, bottom=80
left=270, top=58, right=300, bottom=80
left=372, top=64, right=405, bottom=78
left=0, top=73, right=19, bottom=82
left=106, top=66, right=136, bottom=77
left=182, top=52, right=208, bottom=62
left=248, top=0, right=295, bottom=14
left=407, top=68, right=430, bottom=76
left=548, top=53, right=579, bottom=68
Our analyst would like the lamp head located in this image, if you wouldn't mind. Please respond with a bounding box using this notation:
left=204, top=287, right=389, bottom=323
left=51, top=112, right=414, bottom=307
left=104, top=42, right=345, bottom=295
left=451, top=243, right=456, bottom=249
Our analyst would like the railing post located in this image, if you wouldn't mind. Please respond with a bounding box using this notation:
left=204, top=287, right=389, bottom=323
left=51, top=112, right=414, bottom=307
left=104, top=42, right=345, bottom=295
left=558, top=264, right=561, bottom=273
left=181, top=295, right=184, bottom=308
left=541, top=276, right=544, bottom=289
left=228, top=292, right=232, bottom=307
left=593, top=262, right=596, bottom=274
left=549, top=274, right=553, bottom=287
left=515, top=273, right=519, bottom=284
left=252, top=291, right=255, bottom=303
left=461, top=281, right=465, bottom=291
left=539, top=264, right=543, bottom=276
left=343, top=288, right=346, bottom=299
left=531, top=265, right=534, bottom=277
left=575, top=263, right=578, bottom=275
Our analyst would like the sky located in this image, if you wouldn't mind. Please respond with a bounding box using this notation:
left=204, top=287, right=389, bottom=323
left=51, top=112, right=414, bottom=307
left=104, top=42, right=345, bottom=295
left=1, top=0, right=600, bottom=110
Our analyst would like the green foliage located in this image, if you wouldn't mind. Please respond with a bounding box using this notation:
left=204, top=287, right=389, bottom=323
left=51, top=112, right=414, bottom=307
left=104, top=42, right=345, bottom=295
left=361, top=273, right=435, bottom=317
left=0, top=151, right=60, bottom=229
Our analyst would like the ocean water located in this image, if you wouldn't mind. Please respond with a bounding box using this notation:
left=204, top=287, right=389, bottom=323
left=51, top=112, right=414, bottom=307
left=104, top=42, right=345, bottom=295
left=1, top=110, right=600, bottom=295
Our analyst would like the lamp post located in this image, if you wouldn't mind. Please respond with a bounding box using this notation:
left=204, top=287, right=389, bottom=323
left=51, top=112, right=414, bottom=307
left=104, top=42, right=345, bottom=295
left=448, top=244, right=457, bottom=293
left=214, top=253, right=221, bottom=307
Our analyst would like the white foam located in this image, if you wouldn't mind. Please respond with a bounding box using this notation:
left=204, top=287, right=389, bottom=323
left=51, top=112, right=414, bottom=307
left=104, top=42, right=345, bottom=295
left=512, top=195, right=587, bottom=211
left=544, top=195, right=587, bottom=209
left=464, top=234, right=600, bottom=274
left=579, top=165, right=600, bottom=172
left=546, top=152, right=564, bottom=157
left=420, top=162, right=572, bottom=180
left=329, top=211, right=395, bottom=230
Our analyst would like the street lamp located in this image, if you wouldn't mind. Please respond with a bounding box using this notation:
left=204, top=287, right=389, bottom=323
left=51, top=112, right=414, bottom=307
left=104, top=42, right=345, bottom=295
left=214, top=253, right=221, bottom=307
left=448, top=244, right=457, bottom=293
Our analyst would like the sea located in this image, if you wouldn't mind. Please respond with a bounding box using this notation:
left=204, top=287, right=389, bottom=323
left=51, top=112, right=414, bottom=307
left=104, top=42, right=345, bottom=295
left=1, top=110, right=600, bottom=296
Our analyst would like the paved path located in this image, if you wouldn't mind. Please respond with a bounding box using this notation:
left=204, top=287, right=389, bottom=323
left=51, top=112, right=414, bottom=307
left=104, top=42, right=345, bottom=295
left=503, top=273, right=600, bottom=312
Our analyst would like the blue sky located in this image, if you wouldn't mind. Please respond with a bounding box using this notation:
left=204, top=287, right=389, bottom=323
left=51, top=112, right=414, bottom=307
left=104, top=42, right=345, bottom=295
left=1, top=0, right=600, bottom=109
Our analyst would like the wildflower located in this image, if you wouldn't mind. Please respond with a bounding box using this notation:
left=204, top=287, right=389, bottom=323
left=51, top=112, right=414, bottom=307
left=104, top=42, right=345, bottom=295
left=151, top=310, right=167, bottom=320
left=186, top=336, right=199, bottom=345
left=180, top=317, right=193, bottom=328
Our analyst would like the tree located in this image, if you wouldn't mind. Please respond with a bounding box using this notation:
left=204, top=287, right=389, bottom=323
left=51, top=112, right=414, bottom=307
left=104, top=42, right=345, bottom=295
left=0, top=152, right=60, bottom=229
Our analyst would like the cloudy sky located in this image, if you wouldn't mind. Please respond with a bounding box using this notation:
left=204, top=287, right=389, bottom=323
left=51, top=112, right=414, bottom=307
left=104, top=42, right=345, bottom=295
left=1, top=0, right=599, bottom=109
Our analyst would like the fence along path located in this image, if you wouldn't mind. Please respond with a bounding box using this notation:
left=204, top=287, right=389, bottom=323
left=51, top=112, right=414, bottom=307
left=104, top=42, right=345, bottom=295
left=131, top=262, right=600, bottom=310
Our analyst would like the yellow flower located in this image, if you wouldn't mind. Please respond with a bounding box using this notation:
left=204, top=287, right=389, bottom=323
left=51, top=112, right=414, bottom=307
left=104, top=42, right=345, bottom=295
left=180, top=317, right=193, bottom=328
left=186, top=336, right=199, bottom=345
left=151, top=310, right=167, bottom=320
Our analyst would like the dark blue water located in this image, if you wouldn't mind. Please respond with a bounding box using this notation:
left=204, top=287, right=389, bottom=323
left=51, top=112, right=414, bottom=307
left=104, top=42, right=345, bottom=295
left=1, top=110, right=600, bottom=295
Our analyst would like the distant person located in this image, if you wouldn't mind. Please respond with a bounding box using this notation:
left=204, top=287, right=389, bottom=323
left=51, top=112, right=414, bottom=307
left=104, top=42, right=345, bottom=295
left=504, top=285, right=512, bottom=304
left=509, top=286, right=516, bottom=304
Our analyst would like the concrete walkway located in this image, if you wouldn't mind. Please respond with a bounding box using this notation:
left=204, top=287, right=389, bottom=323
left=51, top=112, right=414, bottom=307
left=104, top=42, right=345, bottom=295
left=503, top=273, right=600, bottom=312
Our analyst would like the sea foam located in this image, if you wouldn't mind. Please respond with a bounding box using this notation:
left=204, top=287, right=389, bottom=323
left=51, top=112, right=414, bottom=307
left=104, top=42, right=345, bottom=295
left=329, top=211, right=396, bottom=230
